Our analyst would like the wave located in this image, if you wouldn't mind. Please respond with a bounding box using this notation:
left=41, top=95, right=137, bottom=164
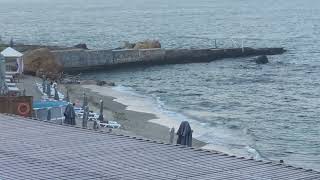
left=246, top=146, right=263, bottom=160
left=109, top=85, right=261, bottom=159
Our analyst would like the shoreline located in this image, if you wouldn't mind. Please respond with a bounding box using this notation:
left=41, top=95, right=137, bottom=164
left=62, top=83, right=207, bottom=148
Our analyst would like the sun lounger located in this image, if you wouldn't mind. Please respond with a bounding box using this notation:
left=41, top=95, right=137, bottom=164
left=6, top=83, right=17, bottom=87
left=5, top=72, right=18, bottom=75
left=5, top=75, right=13, bottom=79
left=98, top=121, right=121, bottom=129
left=7, top=86, right=20, bottom=96
left=8, top=86, right=19, bottom=91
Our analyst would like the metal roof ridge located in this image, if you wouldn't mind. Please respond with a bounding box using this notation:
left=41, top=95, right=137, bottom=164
left=1, top=112, right=319, bottom=174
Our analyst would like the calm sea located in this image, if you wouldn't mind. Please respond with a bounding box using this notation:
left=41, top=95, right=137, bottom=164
left=1, top=0, right=319, bottom=170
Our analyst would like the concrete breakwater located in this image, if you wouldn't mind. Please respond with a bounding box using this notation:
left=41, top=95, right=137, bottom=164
left=52, top=47, right=286, bottom=72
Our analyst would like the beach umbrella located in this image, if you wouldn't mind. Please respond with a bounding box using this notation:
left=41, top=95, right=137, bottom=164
left=169, top=127, right=175, bottom=144
left=63, top=104, right=70, bottom=124
left=0, top=55, right=6, bottom=95
left=176, top=121, right=193, bottom=147
left=98, top=100, right=104, bottom=122
left=42, top=79, right=46, bottom=94
left=47, top=108, right=52, bottom=121
left=82, top=93, right=88, bottom=108
left=64, top=103, right=76, bottom=125
left=69, top=105, right=76, bottom=126
left=65, top=89, right=70, bottom=102
left=46, top=83, right=51, bottom=97
left=82, top=105, right=89, bottom=128
left=93, top=120, right=98, bottom=130
left=54, top=87, right=59, bottom=100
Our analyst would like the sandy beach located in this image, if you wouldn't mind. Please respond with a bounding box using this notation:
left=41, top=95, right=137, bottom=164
left=62, top=83, right=206, bottom=148
left=15, top=74, right=205, bottom=147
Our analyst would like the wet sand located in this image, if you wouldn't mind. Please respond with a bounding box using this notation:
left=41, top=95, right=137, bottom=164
left=62, top=83, right=206, bottom=148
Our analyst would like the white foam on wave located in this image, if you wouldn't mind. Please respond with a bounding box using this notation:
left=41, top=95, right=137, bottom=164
left=82, top=84, right=260, bottom=158
left=82, top=85, right=177, bottom=125
left=246, top=146, right=263, bottom=160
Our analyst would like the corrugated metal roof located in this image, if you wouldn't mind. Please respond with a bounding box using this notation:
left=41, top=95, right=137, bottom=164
left=0, top=113, right=319, bottom=180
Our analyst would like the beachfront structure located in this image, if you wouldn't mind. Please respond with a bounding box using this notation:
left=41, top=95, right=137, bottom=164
left=0, top=113, right=319, bottom=180
left=0, top=47, right=23, bottom=72
left=0, top=54, right=7, bottom=95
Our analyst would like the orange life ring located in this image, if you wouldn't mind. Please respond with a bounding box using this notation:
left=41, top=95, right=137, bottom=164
left=17, top=103, right=31, bottom=116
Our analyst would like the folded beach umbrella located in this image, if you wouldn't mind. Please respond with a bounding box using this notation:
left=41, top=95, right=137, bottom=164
left=64, top=89, right=70, bottom=102
left=82, top=93, right=88, bottom=108
left=82, top=106, right=89, bottom=128
left=176, top=121, right=193, bottom=147
left=64, top=103, right=76, bottom=125
left=169, top=127, right=175, bottom=144
left=46, top=83, right=51, bottom=97
left=69, top=105, right=76, bottom=126
left=54, top=87, right=59, bottom=100
left=42, top=79, right=46, bottom=94
left=47, top=108, right=52, bottom=121
left=98, top=100, right=104, bottom=122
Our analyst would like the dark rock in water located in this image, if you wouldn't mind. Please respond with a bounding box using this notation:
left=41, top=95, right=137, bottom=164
left=96, top=80, right=115, bottom=86
left=106, top=82, right=116, bottom=86
left=96, top=80, right=106, bottom=86
left=74, top=43, right=88, bottom=49
left=255, top=55, right=269, bottom=64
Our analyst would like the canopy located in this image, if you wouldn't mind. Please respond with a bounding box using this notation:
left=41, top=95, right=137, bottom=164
left=0, top=47, right=23, bottom=57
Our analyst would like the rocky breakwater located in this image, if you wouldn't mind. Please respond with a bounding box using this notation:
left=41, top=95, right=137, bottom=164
left=23, top=48, right=63, bottom=79
left=22, top=43, right=89, bottom=78
left=51, top=47, right=286, bottom=72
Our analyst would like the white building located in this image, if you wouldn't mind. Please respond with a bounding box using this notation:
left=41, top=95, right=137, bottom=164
left=0, top=47, right=23, bottom=73
left=0, top=54, right=7, bottom=95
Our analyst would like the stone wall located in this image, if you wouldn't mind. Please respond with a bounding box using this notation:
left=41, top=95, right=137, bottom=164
left=112, top=49, right=140, bottom=64
left=51, top=47, right=285, bottom=71
left=52, top=49, right=113, bottom=69
left=52, top=48, right=166, bottom=71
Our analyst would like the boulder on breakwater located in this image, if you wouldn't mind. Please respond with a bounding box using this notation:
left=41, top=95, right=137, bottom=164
left=119, top=40, right=161, bottom=49
left=73, top=43, right=88, bottom=50
left=23, top=48, right=62, bottom=78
